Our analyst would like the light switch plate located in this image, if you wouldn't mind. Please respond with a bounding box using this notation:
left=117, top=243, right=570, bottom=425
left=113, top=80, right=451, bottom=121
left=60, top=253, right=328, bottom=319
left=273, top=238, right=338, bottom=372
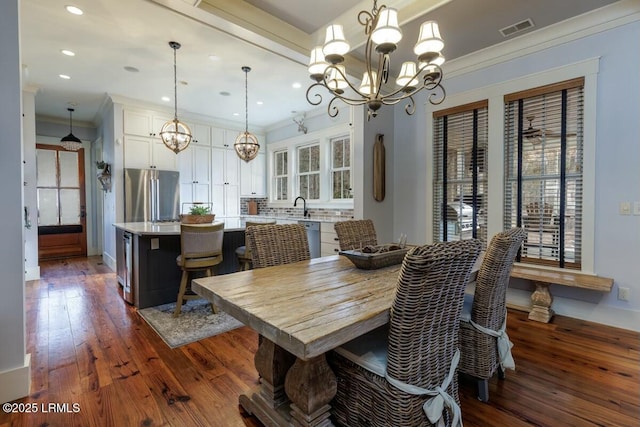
left=634, top=201, right=640, bottom=216
left=620, top=202, right=631, bottom=215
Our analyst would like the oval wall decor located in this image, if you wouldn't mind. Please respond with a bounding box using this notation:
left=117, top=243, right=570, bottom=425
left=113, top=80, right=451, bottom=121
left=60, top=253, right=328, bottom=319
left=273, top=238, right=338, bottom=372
left=373, top=133, right=385, bottom=202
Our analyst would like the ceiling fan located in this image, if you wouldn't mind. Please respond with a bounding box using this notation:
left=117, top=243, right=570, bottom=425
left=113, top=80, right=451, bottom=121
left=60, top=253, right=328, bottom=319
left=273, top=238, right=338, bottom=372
left=523, top=115, right=576, bottom=144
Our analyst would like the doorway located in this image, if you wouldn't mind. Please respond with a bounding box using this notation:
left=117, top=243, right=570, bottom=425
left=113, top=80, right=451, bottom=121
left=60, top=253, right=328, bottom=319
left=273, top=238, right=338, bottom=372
left=36, top=144, right=87, bottom=259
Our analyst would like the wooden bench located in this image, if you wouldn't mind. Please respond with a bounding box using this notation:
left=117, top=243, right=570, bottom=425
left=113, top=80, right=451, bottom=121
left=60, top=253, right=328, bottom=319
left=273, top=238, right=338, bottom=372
left=510, top=265, right=614, bottom=323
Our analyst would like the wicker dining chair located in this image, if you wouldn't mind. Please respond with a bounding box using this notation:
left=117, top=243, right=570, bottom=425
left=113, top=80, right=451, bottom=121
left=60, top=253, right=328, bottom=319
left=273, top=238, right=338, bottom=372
left=235, top=220, right=276, bottom=271
left=329, top=239, right=483, bottom=427
left=246, top=223, right=310, bottom=269
left=173, top=222, right=224, bottom=317
left=458, top=227, right=526, bottom=402
left=334, top=219, right=378, bottom=251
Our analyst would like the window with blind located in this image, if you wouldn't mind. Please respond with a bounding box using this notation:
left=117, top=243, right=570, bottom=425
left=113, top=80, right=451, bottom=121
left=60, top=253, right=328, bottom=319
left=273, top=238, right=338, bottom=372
left=331, top=135, right=352, bottom=200
left=273, top=149, right=288, bottom=201
left=297, top=144, right=320, bottom=200
left=433, top=101, right=488, bottom=245
left=504, top=77, right=584, bottom=269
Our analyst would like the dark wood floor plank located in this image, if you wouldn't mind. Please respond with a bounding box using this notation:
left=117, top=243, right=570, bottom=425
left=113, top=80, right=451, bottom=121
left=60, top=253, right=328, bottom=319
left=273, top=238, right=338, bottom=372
left=3, top=256, right=638, bottom=427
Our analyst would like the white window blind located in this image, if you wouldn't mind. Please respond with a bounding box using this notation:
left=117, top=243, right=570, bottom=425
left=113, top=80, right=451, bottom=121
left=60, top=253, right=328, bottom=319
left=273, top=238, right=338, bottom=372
left=504, top=77, right=584, bottom=269
left=297, top=144, right=320, bottom=200
left=273, top=150, right=288, bottom=201
left=331, top=135, right=351, bottom=200
left=433, top=100, right=488, bottom=245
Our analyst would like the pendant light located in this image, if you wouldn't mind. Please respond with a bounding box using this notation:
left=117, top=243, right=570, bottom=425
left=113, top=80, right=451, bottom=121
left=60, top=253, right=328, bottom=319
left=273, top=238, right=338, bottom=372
left=159, top=41, right=192, bottom=154
left=60, top=108, right=83, bottom=151
left=234, top=66, right=260, bottom=162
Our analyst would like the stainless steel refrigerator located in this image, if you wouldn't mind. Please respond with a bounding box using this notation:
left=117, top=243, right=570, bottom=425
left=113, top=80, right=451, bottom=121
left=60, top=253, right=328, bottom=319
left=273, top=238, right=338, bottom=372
left=124, top=168, right=180, bottom=222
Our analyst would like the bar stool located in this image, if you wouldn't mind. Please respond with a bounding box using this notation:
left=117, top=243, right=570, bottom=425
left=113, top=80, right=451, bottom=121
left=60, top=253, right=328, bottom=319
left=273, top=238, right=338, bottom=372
left=174, top=222, right=224, bottom=317
left=235, top=220, right=276, bottom=271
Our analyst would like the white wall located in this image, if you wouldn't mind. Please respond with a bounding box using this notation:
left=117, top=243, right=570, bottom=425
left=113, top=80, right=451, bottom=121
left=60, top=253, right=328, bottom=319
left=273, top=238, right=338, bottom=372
left=393, top=7, right=640, bottom=331
left=23, top=90, right=39, bottom=280
left=357, top=107, right=395, bottom=245
left=0, top=0, right=30, bottom=404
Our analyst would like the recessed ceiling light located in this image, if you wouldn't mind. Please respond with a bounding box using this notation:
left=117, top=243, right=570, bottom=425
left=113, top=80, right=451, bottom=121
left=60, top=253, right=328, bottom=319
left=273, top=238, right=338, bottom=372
left=65, top=5, right=83, bottom=15
left=233, top=112, right=240, bottom=116
left=219, top=91, right=230, bottom=96
left=208, top=55, right=220, bottom=61
left=124, top=66, right=139, bottom=73
left=161, top=96, right=170, bottom=102
left=256, top=101, right=263, bottom=105
left=59, top=74, right=71, bottom=80
left=61, top=49, right=75, bottom=57
left=292, top=82, right=302, bottom=89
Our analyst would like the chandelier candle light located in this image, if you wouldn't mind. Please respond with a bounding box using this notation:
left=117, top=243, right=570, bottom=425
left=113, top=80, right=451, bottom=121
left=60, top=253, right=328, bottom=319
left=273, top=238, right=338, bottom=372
left=159, top=41, right=192, bottom=154
left=60, top=107, right=83, bottom=151
left=307, top=0, right=446, bottom=119
left=234, top=66, right=260, bottom=162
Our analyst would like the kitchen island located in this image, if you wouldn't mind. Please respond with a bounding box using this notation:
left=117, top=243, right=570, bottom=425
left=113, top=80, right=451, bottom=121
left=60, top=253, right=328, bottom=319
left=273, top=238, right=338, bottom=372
left=113, top=218, right=266, bottom=309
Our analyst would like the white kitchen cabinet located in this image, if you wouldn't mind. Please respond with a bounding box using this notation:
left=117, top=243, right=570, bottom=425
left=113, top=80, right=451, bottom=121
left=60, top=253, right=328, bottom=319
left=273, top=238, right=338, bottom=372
left=211, top=126, right=232, bottom=148
left=183, top=122, right=211, bottom=146
left=124, top=109, right=171, bottom=138
left=123, top=135, right=178, bottom=170
left=211, top=145, right=240, bottom=217
left=321, top=222, right=340, bottom=256
left=179, top=144, right=212, bottom=208
left=240, top=150, right=266, bottom=197
left=123, top=109, right=178, bottom=170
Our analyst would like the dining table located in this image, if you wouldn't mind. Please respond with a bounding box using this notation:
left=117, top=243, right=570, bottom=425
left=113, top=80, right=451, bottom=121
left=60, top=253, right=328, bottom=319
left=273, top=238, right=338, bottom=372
left=192, top=253, right=482, bottom=427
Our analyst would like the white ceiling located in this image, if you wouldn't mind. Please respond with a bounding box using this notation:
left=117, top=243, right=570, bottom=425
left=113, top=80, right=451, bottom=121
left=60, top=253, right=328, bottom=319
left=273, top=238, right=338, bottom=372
left=20, top=0, right=619, bottom=129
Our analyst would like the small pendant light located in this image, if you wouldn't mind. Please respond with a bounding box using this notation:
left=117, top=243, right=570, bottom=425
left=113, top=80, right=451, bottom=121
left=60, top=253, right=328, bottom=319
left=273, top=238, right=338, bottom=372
left=60, top=108, right=83, bottom=151
left=234, top=66, right=260, bottom=162
left=159, top=41, right=192, bottom=154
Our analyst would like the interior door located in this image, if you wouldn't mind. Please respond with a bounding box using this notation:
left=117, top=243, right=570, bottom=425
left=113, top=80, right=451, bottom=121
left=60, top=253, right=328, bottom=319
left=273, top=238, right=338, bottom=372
left=36, top=144, right=87, bottom=259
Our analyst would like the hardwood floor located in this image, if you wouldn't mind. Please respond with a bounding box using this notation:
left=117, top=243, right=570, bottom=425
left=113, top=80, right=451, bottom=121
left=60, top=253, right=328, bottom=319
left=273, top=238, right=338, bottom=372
left=2, top=256, right=638, bottom=426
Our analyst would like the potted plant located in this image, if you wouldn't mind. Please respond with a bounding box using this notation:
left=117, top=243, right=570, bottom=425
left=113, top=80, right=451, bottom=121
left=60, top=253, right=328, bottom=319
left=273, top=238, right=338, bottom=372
left=180, top=203, right=215, bottom=224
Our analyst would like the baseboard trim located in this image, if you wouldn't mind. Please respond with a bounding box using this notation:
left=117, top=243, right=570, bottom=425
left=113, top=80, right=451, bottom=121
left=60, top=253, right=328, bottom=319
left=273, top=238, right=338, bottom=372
left=103, top=252, right=116, bottom=272
left=0, top=354, right=31, bottom=404
left=25, top=266, right=40, bottom=281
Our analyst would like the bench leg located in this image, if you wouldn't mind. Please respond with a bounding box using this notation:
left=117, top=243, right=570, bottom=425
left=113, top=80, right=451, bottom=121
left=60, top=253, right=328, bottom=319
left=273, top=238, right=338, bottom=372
left=529, top=281, right=554, bottom=323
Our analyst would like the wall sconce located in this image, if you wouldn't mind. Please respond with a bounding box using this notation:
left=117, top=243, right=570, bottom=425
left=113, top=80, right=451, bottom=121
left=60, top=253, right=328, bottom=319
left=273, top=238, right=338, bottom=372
left=97, top=161, right=111, bottom=192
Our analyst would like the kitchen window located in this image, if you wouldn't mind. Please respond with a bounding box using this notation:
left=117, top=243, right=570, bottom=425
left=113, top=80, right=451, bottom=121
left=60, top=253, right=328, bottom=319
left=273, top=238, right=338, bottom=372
left=297, top=144, right=320, bottom=200
left=432, top=100, right=488, bottom=245
left=331, top=135, right=352, bottom=200
left=273, top=149, right=288, bottom=201
left=504, top=77, right=584, bottom=269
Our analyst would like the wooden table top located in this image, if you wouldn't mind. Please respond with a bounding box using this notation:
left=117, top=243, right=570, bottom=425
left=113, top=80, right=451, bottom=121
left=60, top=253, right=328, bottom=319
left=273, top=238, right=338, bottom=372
left=192, top=255, right=402, bottom=360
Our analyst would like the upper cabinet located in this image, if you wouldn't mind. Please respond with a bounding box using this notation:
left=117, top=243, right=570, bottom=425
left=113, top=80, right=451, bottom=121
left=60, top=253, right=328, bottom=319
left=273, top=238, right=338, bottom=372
left=123, top=135, right=178, bottom=170
left=240, top=147, right=266, bottom=197
left=123, top=109, right=178, bottom=170
left=184, top=122, right=211, bottom=146
left=124, top=109, right=171, bottom=138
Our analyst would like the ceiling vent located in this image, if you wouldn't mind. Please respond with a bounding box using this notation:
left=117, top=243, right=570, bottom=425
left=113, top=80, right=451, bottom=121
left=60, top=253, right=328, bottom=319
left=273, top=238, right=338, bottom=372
left=499, top=18, right=534, bottom=38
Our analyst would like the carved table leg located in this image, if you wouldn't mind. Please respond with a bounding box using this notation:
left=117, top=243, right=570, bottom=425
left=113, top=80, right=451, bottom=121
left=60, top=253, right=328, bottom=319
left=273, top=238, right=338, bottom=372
left=528, top=281, right=554, bottom=323
left=239, top=337, right=296, bottom=426
left=285, top=355, right=337, bottom=427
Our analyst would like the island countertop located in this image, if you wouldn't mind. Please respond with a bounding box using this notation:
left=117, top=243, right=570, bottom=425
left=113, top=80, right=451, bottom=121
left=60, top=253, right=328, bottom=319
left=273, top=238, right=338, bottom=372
left=113, top=217, right=272, bottom=235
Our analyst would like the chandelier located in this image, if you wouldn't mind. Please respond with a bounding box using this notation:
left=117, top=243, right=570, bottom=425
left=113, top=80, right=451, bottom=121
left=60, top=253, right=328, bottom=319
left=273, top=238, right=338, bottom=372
left=60, top=108, right=83, bottom=151
left=159, top=41, right=192, bottom=154
left=234, top=66, right=260, bottom=162
left=306, top=0, right=446, bottom=119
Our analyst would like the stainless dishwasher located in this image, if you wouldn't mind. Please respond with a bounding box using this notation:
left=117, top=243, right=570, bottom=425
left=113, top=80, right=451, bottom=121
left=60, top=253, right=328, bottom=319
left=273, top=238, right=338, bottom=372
left=298, top=220, right=321, bottom=258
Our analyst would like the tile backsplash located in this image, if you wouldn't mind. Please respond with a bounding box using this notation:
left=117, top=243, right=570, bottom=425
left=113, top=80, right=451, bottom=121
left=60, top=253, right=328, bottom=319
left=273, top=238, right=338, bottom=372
left=240, top=197, right=353, bottom=219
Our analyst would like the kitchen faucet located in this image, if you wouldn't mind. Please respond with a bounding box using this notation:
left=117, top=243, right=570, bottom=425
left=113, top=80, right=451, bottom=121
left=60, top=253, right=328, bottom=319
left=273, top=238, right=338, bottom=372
left=294, top=196, right=309, bottom=218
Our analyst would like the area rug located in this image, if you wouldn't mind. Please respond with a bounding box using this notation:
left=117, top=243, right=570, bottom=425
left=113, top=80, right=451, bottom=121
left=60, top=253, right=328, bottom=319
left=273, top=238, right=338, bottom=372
left=138, top=299, right=244, bottom=348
